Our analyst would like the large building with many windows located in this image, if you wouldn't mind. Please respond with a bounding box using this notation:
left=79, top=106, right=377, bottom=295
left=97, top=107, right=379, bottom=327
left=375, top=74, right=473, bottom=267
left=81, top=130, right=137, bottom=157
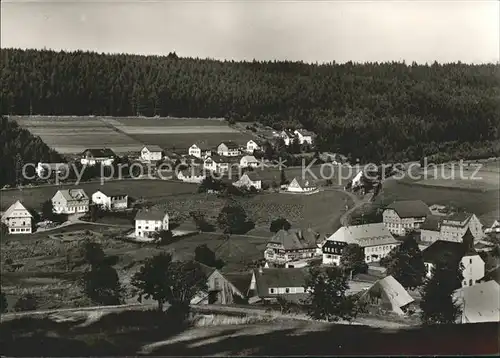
left=322, top=223, right=399, bottom=265
left=1, top=200, right=33, bottom=234
left=382, top=200, right=430, bottom=236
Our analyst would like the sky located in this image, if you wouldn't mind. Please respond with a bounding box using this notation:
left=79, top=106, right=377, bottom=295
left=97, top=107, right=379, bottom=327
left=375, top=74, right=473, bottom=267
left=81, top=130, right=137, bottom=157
left=1, top=0, right=499, bottom=64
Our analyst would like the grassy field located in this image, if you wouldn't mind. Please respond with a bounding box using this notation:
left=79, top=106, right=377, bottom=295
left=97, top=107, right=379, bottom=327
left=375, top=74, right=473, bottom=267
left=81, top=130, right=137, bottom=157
left=373, top=179, right=500, bottom=222
left=11, top=116, right=255, bottom=154
left=414, top=164, right=499, bottom=191
left=151, top=189, right=351, bottom=235
left=0, top=179, right=198, bottom=211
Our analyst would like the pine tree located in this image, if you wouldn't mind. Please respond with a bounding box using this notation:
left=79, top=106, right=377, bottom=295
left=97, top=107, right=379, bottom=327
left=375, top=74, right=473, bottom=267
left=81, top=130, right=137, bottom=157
left=419, top=256, right=463, bottom=325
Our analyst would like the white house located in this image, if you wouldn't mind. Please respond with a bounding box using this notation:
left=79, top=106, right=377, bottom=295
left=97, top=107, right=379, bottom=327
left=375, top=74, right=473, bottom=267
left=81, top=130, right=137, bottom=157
left=421, top=212, right=484, bottom=244
left=140, top=145, right=163, bottom=162
left=275, top=130, right=294, bottom=146
left=91, top=190, right=128, bottom=210
left=80, top=148, right=116, bottom=166
left=246, top=140, right=261, bottom=153
left=264, top=228, right=320, bottom=266
left=453, top=280, right=500, bottom=323
left=287, top=177, right=318, bottom=193
left=188, top=144, right=212, bottom=159
left=293, top=129, right=313, bottom=145
left=233, top=172, right=262, bottom=190
left=382, top=200, right=430, bottom=236
left=176, top=167, right=206, bottom=184
left=422, top=233, right=485, bottom=288
left=203, top=156, right=231, bottom=173
left=36, top=162, right=69, bottom=179
left=322, top=223, right=399, bottom=265
left=134, top=209, right=169, bottom=238
left=1, top=200, right=33, bottom=234
left=239, top=155, right=260, bottom=168
left=52, top=189, right=89, bottom=214
left=217, top=141, right=240, bottom=157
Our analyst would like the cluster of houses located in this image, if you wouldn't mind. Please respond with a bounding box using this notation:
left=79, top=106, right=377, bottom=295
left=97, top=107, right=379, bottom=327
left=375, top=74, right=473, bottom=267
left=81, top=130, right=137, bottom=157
left=272, top=129, right=314, bottom=146
left=253, top=199, right=499, bottom=322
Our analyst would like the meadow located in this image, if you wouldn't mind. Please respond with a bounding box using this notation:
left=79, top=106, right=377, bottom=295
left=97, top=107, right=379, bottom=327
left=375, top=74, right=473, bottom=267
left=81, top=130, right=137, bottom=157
left=11, top=116, right=255, bottom=154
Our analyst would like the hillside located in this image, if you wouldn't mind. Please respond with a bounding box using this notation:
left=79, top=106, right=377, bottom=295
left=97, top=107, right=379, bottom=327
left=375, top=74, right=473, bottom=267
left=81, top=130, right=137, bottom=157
left=1, top=48, right=499, bottom=162
left=0, top=116, right=65, bottom=187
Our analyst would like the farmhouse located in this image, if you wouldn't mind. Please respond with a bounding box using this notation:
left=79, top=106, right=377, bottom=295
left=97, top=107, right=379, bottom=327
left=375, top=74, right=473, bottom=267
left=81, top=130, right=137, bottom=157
left=322, top=223, right=399, bottom=265
left=188, top=144, right=212, bottom=159
left=80, top=148, right=116, bottom=166
left=246, top=139, right=261, bottom=153
left=360, top=275, right=415, bottom=315
left=134, top=209, right=169, bottom=238
left=420, top=212, right=484, bottom=243
left=52, top=189, right=89, bottom=214
left=264, top=228, right=320, bottom=266
left=140, top=145, right=163, bottom=162
left=233, top=172, right=262, bottom=190
left=382, top=200, right=430, bottom=236
left=239, top=155, right=260, bottom=168
left=422, top=231, right=485, bottom=288
left=190, top=263, right=247, bottom=305
left=293, top=129, right=314, bottom=145
left=36, top=162, right=69, bottom=179
left=91, top=190, right=128, bottom=210
left=453, top=280, right=500, bottom=323
left=1, top=200, right=33, bottom=234
left=217, top=141, right=240, bottom=157
left=287, top=177, right=318, bottom=193
left=176, top=167, right=206, bottom=184
left=248, top=267, right=309, bottom=303
left=203, top=155, right=236, bottom=173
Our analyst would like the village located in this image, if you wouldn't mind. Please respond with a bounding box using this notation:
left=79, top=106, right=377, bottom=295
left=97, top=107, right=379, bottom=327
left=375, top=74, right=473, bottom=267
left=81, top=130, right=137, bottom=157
left=1, top=127, right=499, bottom=327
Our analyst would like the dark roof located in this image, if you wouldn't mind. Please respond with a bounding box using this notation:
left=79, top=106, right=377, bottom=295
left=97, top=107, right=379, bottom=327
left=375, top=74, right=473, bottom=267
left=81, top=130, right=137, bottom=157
left=142, top=145, right=163, bottom=152
left=82, top=148, right=116, bottom=157
left=268, top=229, right=318, bottom=250
left=422, top=240, right=477, bottom=265
left=481, top=266, right=500, bottom=284
left=196, top=261, right=217, bottom=277
left=322, top=240, right=347, bottom=251
left=445, top=212, right=473, bottom=223
left=134, top=209, right=167, bottom=221
left=386, top=200, right=430, bottom=218
left=240, top=172, right=261, bottom=181
left=223, top=272, right=253, bottom=296
left=219, top=141, right=240, bottom=149
left=421, top=215, right=444, bottom=231
left=252, top=268, right=308, bottom=298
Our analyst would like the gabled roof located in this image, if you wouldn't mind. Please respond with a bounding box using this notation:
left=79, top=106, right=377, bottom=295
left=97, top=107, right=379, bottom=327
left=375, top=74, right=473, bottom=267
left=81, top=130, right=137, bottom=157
left=142, top=145, right=163, bottom=152
left=268, top=229, right=318, bottom=250
left=241, top=155, right=259, bottom=163
left=252, top=268, right=308, bottom=297
left=290, top=177, right=316, bottom=189
left=385, top=200, right=430, bottom=218
left=94, top=189, right=127, bottom=198
left=1, top=200, right=33, bottom=219
left=481, top=266, right=500, bottom=284
left=206, top=155, right=229, bottom=164
left=445, top=212, right=473, bottom=223
left=134, top=209, right=168, bottom=221
left=222, top=272, right=253, bottom=296
left=326, top=223, right=397, bottom=248
left=239, top=172, right=261, bottom=182
left=453, top=280, right=500, bottom=323
left=177, top=167, right=206, bottom=177
left=82, top=148, right=116, bottom=157
left=294, top=129, right=314, bottom=136
left=422, top=240, right=477, bottom=265
left=421, top=215, right=444, bottom=231
left=247, top=139, right=263, bottom=146
left=361, top=275, right=414, bottom=315
left=219, top=141, right=240, bottom=149
left=55, top=189, right=89, bottom=202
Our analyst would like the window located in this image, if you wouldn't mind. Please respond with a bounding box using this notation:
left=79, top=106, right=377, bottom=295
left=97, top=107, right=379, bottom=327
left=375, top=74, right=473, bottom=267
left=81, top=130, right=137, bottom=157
left=470, top=258, right=472, bottom=264
left=469, top=279, right=472, bottom=286
left=285, top=288, right=290, bottom=293
left=463, top=280, right=466, bottom=286
left=214, top=278, right=220, bottom=290
left=270, top=288, right=275, bottom=294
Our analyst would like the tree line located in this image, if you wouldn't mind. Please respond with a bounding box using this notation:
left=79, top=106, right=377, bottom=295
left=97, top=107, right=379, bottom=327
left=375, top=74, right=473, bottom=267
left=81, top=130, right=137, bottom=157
left=1, top=48, right=499, bottom=163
